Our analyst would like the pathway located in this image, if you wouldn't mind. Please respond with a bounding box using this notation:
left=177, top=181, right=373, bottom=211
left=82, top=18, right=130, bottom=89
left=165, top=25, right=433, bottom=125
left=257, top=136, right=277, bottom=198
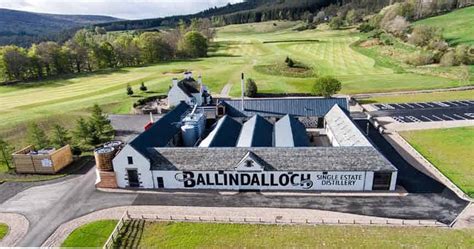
left=0, top=213, right=29, bottom=247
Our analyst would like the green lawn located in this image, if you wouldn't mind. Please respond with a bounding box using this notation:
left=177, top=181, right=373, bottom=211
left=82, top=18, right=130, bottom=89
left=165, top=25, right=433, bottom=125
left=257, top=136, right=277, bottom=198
left=0, top=223, right=8, bottom=240
left=116, top=221, right=474, bottom=248
left=401, top=127, right=474, bottom=197
left=414, top=6, right=474, bottom=45
left=61, top=220, right=117, bottom=248
left=0, top=21, right=471, bottom=148
left=359, top=89, right=474, bottom=104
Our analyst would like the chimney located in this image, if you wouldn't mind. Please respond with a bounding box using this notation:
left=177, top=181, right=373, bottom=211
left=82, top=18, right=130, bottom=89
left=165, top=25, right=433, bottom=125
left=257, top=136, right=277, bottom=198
left=241, top=73, right=245, bottom=111
left=172, top=78, right=178, bottom=87
left=198, top=75, right=203, bottom=92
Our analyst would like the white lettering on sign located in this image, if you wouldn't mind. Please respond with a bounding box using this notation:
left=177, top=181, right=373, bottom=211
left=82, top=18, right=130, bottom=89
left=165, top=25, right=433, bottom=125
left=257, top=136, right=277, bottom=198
left=41, top=159, right=53, bottom=167
left=153, top=171, right=368, bottom=191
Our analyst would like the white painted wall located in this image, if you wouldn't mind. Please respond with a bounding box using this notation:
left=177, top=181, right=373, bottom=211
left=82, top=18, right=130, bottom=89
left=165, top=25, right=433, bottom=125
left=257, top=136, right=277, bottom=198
left=168, top=86, right=193, bottom=107
left=151, top=170, right=377, bottom=191
left=112, top=144, right=154, bottom=188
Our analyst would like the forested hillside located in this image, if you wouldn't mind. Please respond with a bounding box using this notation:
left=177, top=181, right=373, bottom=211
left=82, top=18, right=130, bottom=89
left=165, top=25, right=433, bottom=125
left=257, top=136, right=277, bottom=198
left=97, top=0, right=473, bottom=31
left=0, top=8, right=121, bottom=47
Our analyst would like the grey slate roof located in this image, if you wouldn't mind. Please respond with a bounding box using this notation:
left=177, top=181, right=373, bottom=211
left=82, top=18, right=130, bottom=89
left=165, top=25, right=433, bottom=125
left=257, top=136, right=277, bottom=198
left=222, top=97, right=348, bottom=117
left=325, top=105, right=372, bottom=147
left=274, top=115, right=310, bottom=147
left=199, top=115, right=242, bottom=147
left=237, top=115, right=274, bottom=147
left=129, top=102, right=190, bottom=157
left=178, top=78, right=200, bottom=97
left=148, top=147, right=397, bottom=172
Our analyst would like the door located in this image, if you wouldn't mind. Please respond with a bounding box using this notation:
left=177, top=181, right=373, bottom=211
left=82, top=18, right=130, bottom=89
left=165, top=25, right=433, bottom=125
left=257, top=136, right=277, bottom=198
left=127, top=169, right=140, bottom=188
left=157, top=177, right=164, bottom=188
left=372, top=172, right=392, bottom=190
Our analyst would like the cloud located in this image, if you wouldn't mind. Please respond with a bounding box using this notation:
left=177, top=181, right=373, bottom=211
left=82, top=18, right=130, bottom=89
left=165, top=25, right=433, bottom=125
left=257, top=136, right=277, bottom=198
left=0, top=0, right=242, bottom=19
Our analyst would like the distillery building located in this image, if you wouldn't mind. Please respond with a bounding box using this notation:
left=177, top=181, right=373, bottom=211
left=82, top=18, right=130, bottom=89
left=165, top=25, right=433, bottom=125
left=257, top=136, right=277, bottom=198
left=105, top=96, right=398, bottom=192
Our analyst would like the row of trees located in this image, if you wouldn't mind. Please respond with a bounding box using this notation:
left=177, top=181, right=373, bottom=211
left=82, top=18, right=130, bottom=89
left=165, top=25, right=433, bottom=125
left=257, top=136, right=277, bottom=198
left=0, top=104, right=114, bottom=171
left=0, top=19, right=213, bottom=82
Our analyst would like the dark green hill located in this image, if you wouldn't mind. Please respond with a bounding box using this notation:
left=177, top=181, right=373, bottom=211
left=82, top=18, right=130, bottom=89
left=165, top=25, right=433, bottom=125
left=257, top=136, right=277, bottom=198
left=0, top=8, right=121, bottom=46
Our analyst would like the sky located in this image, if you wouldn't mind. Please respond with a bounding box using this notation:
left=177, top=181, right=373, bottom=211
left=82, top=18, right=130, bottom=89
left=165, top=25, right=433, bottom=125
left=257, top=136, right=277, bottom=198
left=0, top=0, right=243, bottom=20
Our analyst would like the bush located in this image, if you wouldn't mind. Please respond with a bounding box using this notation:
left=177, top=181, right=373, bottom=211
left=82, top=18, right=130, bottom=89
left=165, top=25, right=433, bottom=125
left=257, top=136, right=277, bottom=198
left=408, top=25, right=442, bottom=47
left=379, top=33, right=394, bottom=46
left=329, top=16, right=344, bottom=30
left=126, top=84, right=134, bottom=96
left=440, top=51, right=456, bottom=67
left=139, top=82, right=148, bottom=92
left=358, top=23, right=375, bottom=33
left=287, top=58, right=295, bottom=68
left=311, top=76, right=342, bottom=97
left=406, top=52, right=434, bottom=66
left=455, top=45, right=471, bottom=65
left=245, top=78, right=258, bottom=98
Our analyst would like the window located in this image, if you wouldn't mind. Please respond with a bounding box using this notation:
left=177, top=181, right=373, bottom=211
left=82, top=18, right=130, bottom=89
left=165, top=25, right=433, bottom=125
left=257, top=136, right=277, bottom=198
left=373, top=172, right=392, bottom=190
left=127, top=169, right=139, bottom=188
left=157, top=177, right=164, bottom=188
left=245, top=160, right=253, bottom=167
left=127, top=156, right=133, bottom=165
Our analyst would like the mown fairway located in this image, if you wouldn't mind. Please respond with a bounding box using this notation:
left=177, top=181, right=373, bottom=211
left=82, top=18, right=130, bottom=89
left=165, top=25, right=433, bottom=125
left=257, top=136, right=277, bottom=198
left=414, top=6, right=474, bottom=45
left=117, top=221, right=474, bottom=248
left=0, top=21, right=471, bottom=144
left=401, top=127, right=474, bottom=198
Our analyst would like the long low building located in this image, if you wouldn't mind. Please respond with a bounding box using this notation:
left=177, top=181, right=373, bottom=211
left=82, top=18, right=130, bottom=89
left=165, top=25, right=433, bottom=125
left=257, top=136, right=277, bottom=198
left=107, top=98, right=398, bottom=192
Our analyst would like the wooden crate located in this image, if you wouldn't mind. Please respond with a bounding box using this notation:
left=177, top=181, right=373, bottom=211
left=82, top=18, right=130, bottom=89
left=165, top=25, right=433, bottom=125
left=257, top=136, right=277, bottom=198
left=13, top=145, right=73, bottom=174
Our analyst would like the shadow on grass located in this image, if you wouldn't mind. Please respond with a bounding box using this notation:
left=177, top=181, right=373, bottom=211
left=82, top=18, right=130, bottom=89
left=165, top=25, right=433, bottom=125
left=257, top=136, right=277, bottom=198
left=263, top=39, right=321, bottom=44
left=115, top=219, right=145, bottom=248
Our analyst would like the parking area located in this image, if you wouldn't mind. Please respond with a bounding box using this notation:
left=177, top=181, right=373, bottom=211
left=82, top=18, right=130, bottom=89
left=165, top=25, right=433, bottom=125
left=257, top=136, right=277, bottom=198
left=371, top=100, right=474, bottom=123
left=374, top=100, right=474, bottom=111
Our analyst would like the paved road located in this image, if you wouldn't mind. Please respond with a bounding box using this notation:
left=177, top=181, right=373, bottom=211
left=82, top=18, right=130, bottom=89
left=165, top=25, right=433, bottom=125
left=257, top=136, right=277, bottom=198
left=0, top=167, right=137, bottom=247
left=0, top=120, right=470, bottom=246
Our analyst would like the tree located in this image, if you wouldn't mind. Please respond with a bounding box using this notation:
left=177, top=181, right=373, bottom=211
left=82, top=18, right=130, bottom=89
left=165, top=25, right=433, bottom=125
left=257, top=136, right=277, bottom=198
left=179, top=31, right=208, bottom=58
left=126, top=84, right=134, bottom=96
left=27, top=123, right=50, bottom=149
left=329, top=16, right=344, bottom=30
left=72, top=117, right=91, bottom=149
left=311, top=76, right=342, bottom=97
left=140, top=82, right=148, bottom=92
left=51, top=124, right=71, bottom=148
left=89, top=104, right=114, bottom=144
left=0, top=137, right=14, bottom=170
left=385, top=16, right=410, bottom=37
left=287, top=58, right=295, bottom=67
left=245, top=78, right=258, bottom=97
left=138, top=32, right=174, bottom=63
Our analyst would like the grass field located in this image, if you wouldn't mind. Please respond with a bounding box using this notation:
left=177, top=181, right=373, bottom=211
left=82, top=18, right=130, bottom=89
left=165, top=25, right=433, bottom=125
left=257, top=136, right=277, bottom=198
left=116, top=221, right=474, bottom=248
left=401, top=127, right=474, bottom=198
left=414, top=6, right=474, bottom=45
left=61, top=220, right=117, bottom=247
left=359, top=89, right=474, bottom=104
left=0, top=21, right=472, bottom=148
left=0, top=223, right=8, bottom=240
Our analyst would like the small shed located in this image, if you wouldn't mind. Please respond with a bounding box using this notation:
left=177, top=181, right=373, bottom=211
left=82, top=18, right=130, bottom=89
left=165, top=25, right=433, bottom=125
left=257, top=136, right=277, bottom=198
left=13, top=145, right=73, bottom=174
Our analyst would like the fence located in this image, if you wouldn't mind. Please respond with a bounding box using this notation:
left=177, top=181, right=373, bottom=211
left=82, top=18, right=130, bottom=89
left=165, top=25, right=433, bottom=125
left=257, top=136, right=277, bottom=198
left=126, top=213, right=448, bottom=228
left=103, top=210, right=130, bottom=249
